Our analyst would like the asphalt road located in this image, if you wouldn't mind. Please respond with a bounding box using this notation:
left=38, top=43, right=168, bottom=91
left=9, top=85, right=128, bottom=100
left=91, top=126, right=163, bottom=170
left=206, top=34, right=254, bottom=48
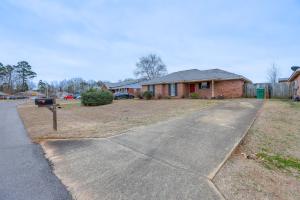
left=43, top=99, right=263, bottom=200
left=0, top=102, right=72, bottom=200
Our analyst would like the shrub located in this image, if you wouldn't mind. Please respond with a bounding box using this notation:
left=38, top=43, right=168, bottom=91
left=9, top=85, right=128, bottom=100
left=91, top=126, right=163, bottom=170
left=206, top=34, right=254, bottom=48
left=190, top=92, right=199, bottom=99
left=143, top=91, right=153, bottom=100
left=81, top=89, right=113, bottom=106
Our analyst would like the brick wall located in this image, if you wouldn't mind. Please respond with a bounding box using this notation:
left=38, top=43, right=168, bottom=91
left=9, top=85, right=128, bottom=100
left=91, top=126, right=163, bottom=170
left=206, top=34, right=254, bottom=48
left=162, top=84, right=168, bottom=96
left=177, top=83, right=187, bottom=98
left=142, top=79, right=245, bottom=99
left=142, top=84, right=168, bottom=98
left=155, top=84, right=163, bottom=97
left=193, top=83, right=212, bottom=99
left=214, top=80, right=244, bottom=98
left=295, top=74, right=300, bottom=96
left=127, top=88, right=134, bottom=95
left=142, top=85, right=148, bottom=93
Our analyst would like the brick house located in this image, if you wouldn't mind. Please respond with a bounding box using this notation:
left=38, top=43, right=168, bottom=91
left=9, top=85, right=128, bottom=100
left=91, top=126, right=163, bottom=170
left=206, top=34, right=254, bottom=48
left=288, top=68, right=300, bottom=98
left=105, top=80, right=144, bottom=96
left=142, top=69, right=251, bottom=99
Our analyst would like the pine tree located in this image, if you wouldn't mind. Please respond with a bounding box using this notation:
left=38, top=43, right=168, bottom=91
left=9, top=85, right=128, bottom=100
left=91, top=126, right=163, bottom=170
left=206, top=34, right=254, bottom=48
left=15, top=61, right=37, bottom=92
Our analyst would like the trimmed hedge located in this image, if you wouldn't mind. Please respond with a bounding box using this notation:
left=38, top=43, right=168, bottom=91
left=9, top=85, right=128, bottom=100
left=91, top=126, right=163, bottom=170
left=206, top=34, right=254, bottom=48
left=81, top=89, right=113, bottom=106
left=143, top=91, right=153, bottom=100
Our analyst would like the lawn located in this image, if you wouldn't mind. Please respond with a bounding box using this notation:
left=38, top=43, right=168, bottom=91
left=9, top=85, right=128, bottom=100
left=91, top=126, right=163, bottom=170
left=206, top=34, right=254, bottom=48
left=214, top=100, right=300, bottom=200
left=18, top=99, right=217, bottom=142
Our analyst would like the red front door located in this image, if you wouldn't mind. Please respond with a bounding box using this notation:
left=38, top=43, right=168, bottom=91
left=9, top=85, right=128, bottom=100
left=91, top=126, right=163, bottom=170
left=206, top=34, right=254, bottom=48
left=189, top=84, right=195, bottom=93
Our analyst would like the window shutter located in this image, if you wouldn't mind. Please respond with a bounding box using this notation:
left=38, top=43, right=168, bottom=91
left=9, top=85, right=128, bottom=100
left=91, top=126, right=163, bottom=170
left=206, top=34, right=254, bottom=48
left=207, top=82, right=210, bottom=89
left=199, top=83, right=202, bottom=89
left=168, top=84, right=171, bottom=96
left=175, top=83, right=178, bottom=96
left=153, top=85, right=155, bottom=96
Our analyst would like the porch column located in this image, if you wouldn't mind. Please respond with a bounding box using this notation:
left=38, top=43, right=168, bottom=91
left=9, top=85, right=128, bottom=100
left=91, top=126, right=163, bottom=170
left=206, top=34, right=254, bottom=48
left=212, top=80, right=215, bottom=98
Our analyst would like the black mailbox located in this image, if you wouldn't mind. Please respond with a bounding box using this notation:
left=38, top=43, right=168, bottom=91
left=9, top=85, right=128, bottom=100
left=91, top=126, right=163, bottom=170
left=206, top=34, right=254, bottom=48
left=35, top=98, right=54, bottom=107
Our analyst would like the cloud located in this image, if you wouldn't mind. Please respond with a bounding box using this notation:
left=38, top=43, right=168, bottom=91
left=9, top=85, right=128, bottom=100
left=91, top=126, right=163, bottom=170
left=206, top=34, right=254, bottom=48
left=1, top=0, right=300, bottom=82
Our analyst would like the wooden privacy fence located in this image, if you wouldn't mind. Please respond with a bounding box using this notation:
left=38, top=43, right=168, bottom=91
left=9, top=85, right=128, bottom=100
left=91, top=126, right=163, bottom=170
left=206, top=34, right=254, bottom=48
left=244, top=82, right=295, bottom=99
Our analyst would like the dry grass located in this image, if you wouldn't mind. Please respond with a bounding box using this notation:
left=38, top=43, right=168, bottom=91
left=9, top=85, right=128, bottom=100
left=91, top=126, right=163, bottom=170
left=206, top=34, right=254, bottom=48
left=214, top=100, right=300, bottom=200
left=18, top=99, right=217, bottom=142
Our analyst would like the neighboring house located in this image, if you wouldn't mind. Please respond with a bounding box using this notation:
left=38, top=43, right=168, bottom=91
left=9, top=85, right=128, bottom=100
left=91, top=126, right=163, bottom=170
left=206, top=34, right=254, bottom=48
left=0, top=91, right=9, bottom=99
left=278, top=78, right=289, bottom=83
left=105, top=79, right=145, bottom=95
left=13, top=90, right=44, bottom=98
left=142, top=69, right=251, bottom=99
left=288, top=68, right=300, bottom=97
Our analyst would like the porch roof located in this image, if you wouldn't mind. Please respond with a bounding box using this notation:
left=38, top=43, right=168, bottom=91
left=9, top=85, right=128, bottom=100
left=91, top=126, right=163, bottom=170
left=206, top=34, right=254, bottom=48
left=0, top=91, right=9, bottom=96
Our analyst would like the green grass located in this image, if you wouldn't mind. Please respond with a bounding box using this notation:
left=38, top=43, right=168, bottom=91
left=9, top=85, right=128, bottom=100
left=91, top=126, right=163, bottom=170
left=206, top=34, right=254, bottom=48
left=277, top=99, right=300, bottom=109
left=257, top=152, right=300, bottom=173
left=289, top=101, right=300, bottom=109
left=59, top=102, right=81, bottom=109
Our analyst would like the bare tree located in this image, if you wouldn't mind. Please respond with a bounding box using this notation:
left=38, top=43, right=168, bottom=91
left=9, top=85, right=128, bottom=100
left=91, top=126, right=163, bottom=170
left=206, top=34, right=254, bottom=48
left=134, top=54, right=167, bottom=80
left=267, top=63, right=279, bottom=84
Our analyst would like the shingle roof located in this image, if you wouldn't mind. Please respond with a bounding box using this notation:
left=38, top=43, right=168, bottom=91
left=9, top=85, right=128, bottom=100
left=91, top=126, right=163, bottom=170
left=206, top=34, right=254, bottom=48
left=105, top=79, right=146, bottom=89
left=288, top=68, right=300, bottom=81
left=115, top=82, right=143, bottom=89
left=278, top=78, right=289, bottom=82
left=142, top=69, right=251, bottom=85
left=0, top=91, right=8, bottom=96
left=104, top=80, right=137, bottom=88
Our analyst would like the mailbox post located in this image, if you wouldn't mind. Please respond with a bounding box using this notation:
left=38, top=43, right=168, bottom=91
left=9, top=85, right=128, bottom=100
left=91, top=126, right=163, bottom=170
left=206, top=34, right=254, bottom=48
left=52, top=98, right=57, bottom=131
left=35, top=98, right=58, bottom=131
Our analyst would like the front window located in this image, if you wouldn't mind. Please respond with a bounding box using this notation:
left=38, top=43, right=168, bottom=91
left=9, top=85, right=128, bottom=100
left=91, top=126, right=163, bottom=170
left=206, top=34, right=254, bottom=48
left=170, top=83, right=176, bottom=96
left=199, top=82, right=210, bottom=89
left=148, top=85, right=155, bottom=95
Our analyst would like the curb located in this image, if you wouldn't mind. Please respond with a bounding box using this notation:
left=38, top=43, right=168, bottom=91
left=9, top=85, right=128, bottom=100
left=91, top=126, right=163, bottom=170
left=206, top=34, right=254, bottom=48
left=206, top=179, right=226, bottom=200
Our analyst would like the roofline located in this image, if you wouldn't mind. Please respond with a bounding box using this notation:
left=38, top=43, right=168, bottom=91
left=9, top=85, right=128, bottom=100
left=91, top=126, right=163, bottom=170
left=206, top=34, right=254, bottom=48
left=110, top=86, right=141, bottom=89
left=288, top=69, right=300, bottom=81
left=105, top=80, right=145, bottom=89
left=142, top=77, right=251, bottom=85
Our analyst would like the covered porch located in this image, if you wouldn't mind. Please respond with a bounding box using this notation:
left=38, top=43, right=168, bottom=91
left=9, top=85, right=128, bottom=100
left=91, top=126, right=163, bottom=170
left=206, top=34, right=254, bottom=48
left=182, top=80, right=216, bottom=99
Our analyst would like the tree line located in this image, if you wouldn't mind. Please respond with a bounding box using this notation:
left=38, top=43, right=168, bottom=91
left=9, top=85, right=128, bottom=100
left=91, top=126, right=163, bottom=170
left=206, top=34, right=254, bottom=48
left=37, top=78, right=105, bottom=96
left=0, top=61, right=36, bottom=94
left=37, top=54, right=168, bottom=95
left=37, top=54, right=167, bottom=96
left=0, top=54, right=168, bottom=95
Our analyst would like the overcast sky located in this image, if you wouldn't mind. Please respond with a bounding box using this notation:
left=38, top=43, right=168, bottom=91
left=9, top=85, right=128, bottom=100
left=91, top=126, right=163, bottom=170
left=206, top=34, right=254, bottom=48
left=1, top=0, right=300, bottom=83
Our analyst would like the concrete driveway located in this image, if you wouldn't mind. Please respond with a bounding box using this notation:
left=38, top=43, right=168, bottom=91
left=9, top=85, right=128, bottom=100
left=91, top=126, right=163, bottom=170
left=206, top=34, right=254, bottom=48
left=42, top=99, right=263, bottom=200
